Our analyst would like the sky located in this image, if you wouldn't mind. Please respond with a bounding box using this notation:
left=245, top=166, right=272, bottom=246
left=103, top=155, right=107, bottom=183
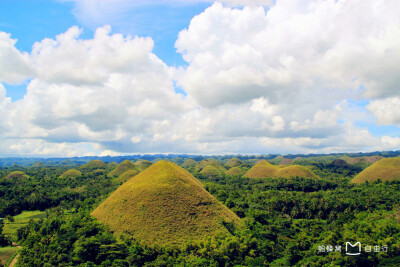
left=0, top=0, right=400, bottom=157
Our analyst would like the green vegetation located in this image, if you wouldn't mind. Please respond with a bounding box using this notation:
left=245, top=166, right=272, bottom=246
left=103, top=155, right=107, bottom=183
left=92, top=161, right=241, bottom=247
left=1, top=153, right=400, bottom=266
left=0, top=246, right=18, bottom=266
left=2, top=211, right=46, bottom=241
left=351, top=157, right=400, bottom=183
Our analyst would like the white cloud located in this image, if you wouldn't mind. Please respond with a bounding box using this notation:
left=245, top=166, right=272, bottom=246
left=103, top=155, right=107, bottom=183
left=0, top=32, right=32, bottom=84
left=367, top=97, right=400, bottom=126
left=1, top=1, right=400, bottom=156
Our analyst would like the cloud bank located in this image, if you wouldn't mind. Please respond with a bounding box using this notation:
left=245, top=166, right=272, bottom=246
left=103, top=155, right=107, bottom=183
left=1, top=0, right=400, bottom=156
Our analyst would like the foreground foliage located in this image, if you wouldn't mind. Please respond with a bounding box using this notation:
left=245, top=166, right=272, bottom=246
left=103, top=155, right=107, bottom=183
left=1, top=158, right=400, bottom=266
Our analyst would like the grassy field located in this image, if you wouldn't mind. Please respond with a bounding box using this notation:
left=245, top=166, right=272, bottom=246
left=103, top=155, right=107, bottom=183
left=0, top=246, right=18, bottom=266
left=3, top=211, right=46, bottom=241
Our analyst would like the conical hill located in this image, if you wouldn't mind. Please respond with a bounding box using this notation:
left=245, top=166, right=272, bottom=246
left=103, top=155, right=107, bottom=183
left=351, top=158, right=400, bottom=183
left=60, top=169, right=82, bottom=179
left=108, top=160, right=138, bottom=178
left=91, top=161, right=241, bottom=247
left=135, top=160, right=152, bottom=171
left=244, top=160, right=318, bottom=179
left=226, top=166, right=245, bottom=176
left=181, top=159, right=197, bottom=168
left=244, top=160, right=277, bottom=178
left=225, top=158, right=243, bottom=168
left=80, top=160, right=106, bottom=170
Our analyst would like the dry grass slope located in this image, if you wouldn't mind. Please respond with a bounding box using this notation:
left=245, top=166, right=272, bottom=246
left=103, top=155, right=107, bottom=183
left=224, top=158, right=243, bottom=168
left=200, top=165, right=224, bottom=179
left=181, top=159, right=197, bottom=168
left=244, top=160, right=318, bottom=179
left=91, top=161, right=241, bottom=247
left=60, top=169, right=82, bottom=179
left=108, top=160, right=137, bottom=178
left=275, top=165, right=319, bottom=179
left=135, top=160, right=153, bottom=171
left=244, top=160, right=277, bottom=178
left=280, top=158, right=293, bottom=165
left=351, top=158, right=400, bottom=183
left=81, top=160, right=106, bottom=170
left=6, top=171, right=29, bottom=180
left=115, top=169, right=139, bottom=184
left=226, top=166, right=245, bottom=176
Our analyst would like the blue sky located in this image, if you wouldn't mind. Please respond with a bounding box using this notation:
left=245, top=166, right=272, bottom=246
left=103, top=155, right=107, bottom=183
left=0, top=0, right=399, bottom=157
left=1, top=0, right=210, bottom=101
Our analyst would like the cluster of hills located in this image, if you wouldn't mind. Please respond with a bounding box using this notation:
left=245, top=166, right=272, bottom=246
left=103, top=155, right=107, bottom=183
left=3, top=154, right=400, bottom=248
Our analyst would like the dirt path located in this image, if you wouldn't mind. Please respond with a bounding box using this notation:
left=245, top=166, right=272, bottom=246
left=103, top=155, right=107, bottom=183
left=8, top=245, right=22, bottom=267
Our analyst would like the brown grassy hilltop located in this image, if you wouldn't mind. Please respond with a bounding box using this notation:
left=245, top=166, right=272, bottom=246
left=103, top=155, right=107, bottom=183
left=200, top=164, right=224, bottom=179
left=244, top=160, right=318, bottom=179
left=60, top=169, right=82, bottom=179
left=108, top=160, right=138, bottom=178
left=181, top=159, right=197, bottom=168
left=224, top=158, right=243, bottom=168
left=91, top=160, right=241, bottom=247
left=225, top=166, right=245, bottom=176
left=6, top=171, right=29, bottom=180
left=80, top=160, right=106, bottom=170
left=351, top=158, right=400, bottom=183
left=243, top=160, right=277, bottom=178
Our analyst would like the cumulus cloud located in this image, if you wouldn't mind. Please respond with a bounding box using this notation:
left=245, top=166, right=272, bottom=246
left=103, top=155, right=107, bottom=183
left=2, top=0, right=400, bottom=156
left=367, top=97, right=400, bottom=126
left=0, top=32, right=32, bottom=84
left=4, top=25, right=192, bottom=156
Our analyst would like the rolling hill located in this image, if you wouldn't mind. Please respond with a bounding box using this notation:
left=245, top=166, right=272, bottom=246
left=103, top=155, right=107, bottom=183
left=225, top=166, right=245, bottom=176
left=59, top=169, right=82, bottom=179
left=244, top=160, right=318, bottom=179
left=108, top=160, right=138, bottom=178
left=224, top=158, right=243, bottom=168
left=5, top=171, right=29, bottom=180
left=91, top=160, right=241, bottom=247
left=351, top=158, right=400, bottom=183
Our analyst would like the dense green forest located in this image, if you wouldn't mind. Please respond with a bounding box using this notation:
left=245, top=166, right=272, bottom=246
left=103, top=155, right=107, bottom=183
left=1, top=156, right=400, bottom=266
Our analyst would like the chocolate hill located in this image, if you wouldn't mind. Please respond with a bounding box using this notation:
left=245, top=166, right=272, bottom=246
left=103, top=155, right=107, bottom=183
left=351, top=158, right=400, bottom=183
left=224, top=158, right=243, bottom=168
left=91, top=161, right=241, bottom=247
left=60, top=169, right=82, bottom=179
left=244, top=160, right=318, bottom=179
left=6, top=171, right=29, bottom=180
left=108, top=160, right=138, bottom=178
